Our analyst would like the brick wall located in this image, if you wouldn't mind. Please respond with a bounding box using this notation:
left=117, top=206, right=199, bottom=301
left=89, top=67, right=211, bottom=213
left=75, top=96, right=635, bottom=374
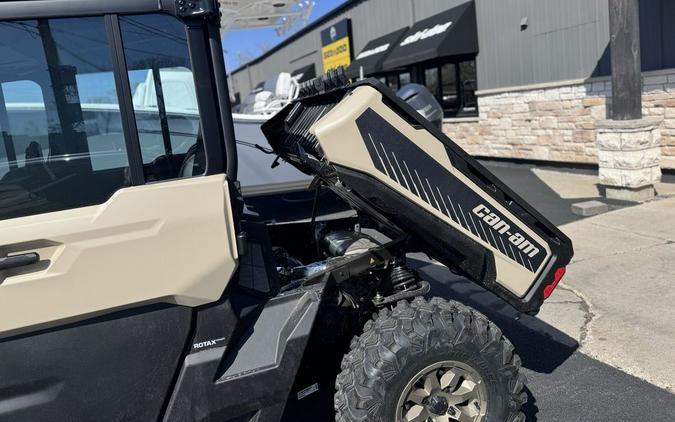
left=443, top=69, right=675, bottom=169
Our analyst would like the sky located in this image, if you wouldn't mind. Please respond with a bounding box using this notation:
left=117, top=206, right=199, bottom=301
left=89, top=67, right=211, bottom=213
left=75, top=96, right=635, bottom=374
left=222, top=0, right=348, bottom=72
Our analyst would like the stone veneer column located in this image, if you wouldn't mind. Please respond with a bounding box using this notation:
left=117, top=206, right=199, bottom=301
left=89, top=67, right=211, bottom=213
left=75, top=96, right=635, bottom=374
left=595, top=117, right=662, bottom=201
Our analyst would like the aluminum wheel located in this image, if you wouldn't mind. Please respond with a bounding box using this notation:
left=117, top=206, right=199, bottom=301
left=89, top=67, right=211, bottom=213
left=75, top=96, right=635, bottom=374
left=396, top=361, right=488, bottom=422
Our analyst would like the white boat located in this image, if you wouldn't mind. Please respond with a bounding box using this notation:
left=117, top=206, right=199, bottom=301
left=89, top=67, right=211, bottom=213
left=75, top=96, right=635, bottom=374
left=231, top=71, right=316, bottom=198
left=221, top=1, right=321, bottom=199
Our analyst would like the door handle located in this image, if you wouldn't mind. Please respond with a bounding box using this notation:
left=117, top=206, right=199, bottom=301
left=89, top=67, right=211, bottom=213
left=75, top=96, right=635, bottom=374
left=0, top=253, right=40, bottom=271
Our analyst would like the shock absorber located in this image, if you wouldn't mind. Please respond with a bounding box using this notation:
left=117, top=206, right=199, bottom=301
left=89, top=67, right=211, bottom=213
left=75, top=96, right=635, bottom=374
left=373, top=262, right=430, bottom=306
left=389, top=263, right=419, bottom=292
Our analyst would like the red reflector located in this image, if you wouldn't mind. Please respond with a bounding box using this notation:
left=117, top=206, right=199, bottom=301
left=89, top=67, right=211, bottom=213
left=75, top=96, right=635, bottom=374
left=543, top=267, right=566, bottom=299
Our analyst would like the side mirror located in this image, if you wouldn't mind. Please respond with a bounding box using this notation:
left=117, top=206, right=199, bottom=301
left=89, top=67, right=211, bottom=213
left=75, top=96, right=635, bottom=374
left=396, top=83, right=443, bottom=129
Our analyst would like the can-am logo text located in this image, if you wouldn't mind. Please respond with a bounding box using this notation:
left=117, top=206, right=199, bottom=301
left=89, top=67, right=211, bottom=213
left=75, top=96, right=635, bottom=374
left=473, top=204, right=540, bottom=258
left=400, top=21, right=452, bottom=46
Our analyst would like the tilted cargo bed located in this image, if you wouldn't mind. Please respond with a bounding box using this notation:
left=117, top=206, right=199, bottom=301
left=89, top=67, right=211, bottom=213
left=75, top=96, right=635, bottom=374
left=262, top=76, right=573, bottom=314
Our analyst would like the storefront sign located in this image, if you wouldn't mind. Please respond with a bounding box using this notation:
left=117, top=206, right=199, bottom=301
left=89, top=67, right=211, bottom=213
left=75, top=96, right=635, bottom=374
left=320, top=19, right=352, bottom=71
left=400, top=21, right=453, bottom=46
left=356, top=43, right=390, bottom=60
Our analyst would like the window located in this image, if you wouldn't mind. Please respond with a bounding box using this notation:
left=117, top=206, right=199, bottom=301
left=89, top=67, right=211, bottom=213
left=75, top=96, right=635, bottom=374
left=0, top=81, right=49, bottom=179
left=441, top=63, right=458, bottom=113
left=399, top=72, right=411, bottom=86
left=460, top=61, right=477, bottom=112
left=386, top=74, right=399, bottom=91
left=120, top=14, right=203, bottom=182
left=0, top=17, right=129, bottom=221
left=421, top=58, right=478, bottom=118
left=423, top=66, right=439, bottom=99
left=374, top=71, right=412, bottom=92
left=75, top=72, right=129, bottom=171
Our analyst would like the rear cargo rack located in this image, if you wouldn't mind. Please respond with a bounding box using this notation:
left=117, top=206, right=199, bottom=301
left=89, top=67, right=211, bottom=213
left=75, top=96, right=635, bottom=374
left=263, top=73, right=573, bottom=314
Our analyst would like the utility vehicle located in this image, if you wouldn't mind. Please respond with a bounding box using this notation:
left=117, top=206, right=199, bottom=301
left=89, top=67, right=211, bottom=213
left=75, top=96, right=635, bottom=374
left=0, top=1, right=572, bottom=421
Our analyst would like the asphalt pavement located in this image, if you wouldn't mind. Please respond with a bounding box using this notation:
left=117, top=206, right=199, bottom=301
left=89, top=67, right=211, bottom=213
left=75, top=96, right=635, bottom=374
left=412, top=256, right=675, bottom=422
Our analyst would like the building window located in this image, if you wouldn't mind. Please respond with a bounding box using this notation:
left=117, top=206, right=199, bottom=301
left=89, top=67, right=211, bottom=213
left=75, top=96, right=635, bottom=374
left=399, top=71, right=411, bottom=86
left=441, top=63, right=458, bottom=114
left=375, top=71, right=413, bottom=92
left=423, top=66, right=439, bottom=100
left=421, top=58, right=477, bottom=118
left=460, top=61, right=477, bottom=112
left=386, top=74, right=399, bottom=90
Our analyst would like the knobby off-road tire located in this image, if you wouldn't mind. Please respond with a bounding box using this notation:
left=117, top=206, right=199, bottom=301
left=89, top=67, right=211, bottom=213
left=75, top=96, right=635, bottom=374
left=335, top=297, right=526, bottom=422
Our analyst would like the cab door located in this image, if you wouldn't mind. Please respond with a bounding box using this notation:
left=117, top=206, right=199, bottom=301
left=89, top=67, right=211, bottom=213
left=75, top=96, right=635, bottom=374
left=0, top=11, right=239, bottom=421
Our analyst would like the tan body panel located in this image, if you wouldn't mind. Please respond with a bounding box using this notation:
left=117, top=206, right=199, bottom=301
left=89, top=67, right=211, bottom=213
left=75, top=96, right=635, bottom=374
left=312, top=86, right=551, bottom=297
left=0, top=174, right=238, bottom=337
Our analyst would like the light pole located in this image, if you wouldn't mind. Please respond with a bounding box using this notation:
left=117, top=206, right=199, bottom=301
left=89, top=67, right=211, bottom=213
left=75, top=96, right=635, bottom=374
left=595, top=0, right=662, bottom=201
left=608, top=0, right=642, bottom=120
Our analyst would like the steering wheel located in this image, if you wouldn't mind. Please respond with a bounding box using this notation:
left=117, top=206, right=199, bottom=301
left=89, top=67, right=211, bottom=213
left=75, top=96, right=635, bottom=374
left=178, top=142, right=205, bottom=177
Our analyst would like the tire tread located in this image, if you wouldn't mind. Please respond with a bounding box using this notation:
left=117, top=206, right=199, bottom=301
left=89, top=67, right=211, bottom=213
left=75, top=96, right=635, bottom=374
left=334, top=297, right=526, bottom=422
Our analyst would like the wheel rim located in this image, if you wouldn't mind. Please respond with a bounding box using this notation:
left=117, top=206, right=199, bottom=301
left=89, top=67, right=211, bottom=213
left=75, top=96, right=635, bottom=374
left=396, top=360, right=488, bottom=422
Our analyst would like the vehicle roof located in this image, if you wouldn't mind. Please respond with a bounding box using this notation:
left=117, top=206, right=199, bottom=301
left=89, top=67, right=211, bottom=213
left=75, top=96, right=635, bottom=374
left=0, top=0, right=166, bottom=21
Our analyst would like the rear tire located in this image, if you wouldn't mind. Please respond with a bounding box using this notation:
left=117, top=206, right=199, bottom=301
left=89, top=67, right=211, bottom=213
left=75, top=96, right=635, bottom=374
left=334, top=297, right=526, bottom=422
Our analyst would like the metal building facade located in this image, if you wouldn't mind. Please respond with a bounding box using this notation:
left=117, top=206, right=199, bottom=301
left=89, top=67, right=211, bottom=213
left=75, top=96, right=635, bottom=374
left=229, top=0, right=670, bottom=98
left=229, top=0, right=469, bottom=98
left=475, top=0, right=610, bottom=91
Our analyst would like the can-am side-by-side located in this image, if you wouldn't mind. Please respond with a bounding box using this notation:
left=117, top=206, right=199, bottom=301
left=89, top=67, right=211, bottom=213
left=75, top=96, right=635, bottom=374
left=0, top=1, right=572, bottom=421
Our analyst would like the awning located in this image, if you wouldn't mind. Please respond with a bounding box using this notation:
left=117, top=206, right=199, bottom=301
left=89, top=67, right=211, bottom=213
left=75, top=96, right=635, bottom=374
left=291, top=63, right=316, bottom=83
left=345, top=27, right=409, bottom=78
left=382, top=1, right=478, bottom=70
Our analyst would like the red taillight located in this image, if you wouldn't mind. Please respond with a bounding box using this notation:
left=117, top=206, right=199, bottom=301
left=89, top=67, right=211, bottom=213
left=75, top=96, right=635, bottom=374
left=543, top=267, right=566, bottom=299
